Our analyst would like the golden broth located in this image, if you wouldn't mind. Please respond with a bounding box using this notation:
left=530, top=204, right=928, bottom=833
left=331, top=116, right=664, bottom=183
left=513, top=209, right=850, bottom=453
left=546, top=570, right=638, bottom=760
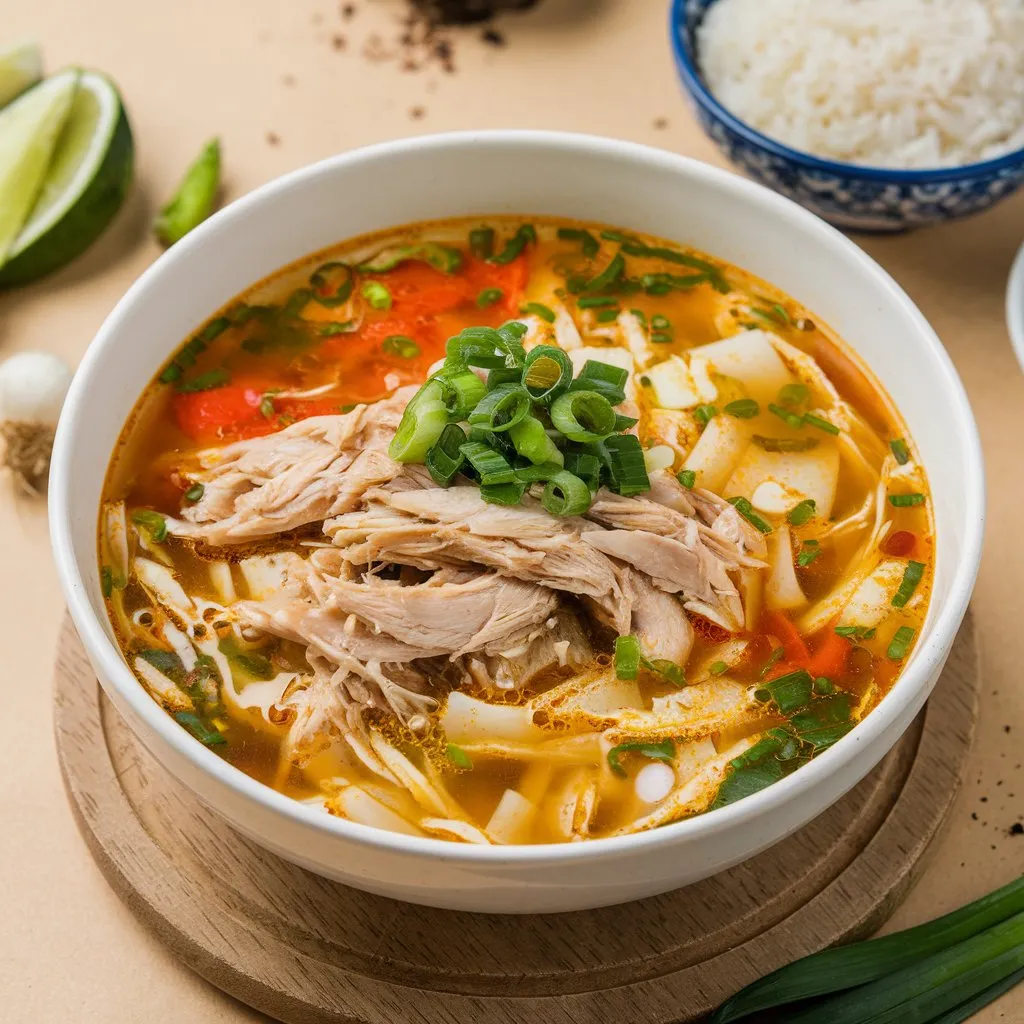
left=99, top=216, right=933, bottom=844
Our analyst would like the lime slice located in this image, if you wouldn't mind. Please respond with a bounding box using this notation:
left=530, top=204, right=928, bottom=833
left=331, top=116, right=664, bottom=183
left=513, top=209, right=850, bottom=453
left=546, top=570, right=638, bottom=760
left=0, top=68, right=77, bottom=266
left=0, top=71, right=133, bottom=286
left=0, top=42, right=43, bottom=109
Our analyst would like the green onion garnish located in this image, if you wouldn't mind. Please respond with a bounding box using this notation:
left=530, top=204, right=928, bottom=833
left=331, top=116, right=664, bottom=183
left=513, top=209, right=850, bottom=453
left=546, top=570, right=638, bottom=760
left=434, top=367, right=487, bottom=419
left=728, top=496, right=773, bottom=534
left=677, top=468, right=696, bottom=488
left=768, top=402, right=804, bottom=429
left=754, top=669, right=814, bottom=713
left=361, top=280, right=392, bottom=310
left=584, top=252, right=626, bottom=293
left=477, top=287, right=503, bottom=308
left=753, top=435, right=819, bottom=453
left=309, top=261, right=355, bottom=306
left=425, top=423, right=467, bottom=487
left=577, top=295, right=618, bottom=309
left=596, top=307, right=620, bottom=323
left=550, top=389, right=617, bottom=443
left=759, top=646, right=784, bottom=677
left=592, top=434, right=651, bottom=496
left=480, top=480, right=527, bottom=506
left=316, top=320, right=356, bottom=336
left=607, top=739, right=675, bottom=779
left=541, top=469, right=592, bottom=516
left=644, top=657, right=686, bottom=687
left=522, top=345, right=573, bottom=405
left=446, top=743, right=473, bottom=769
left=184, top=482, right=204, bottom=504
left=509, top=415, right=563, bottom=466
left=259, top=395, right=275, bottom=418
left=813, top=677, right=835, bottom=695
left=694, top=403, right=718, bottom=427
left=468, top=383, right=532, bottom=434
left=382, top=335, right=420, bottom=359
left=724, top=398, right=760, bottom=419
left=177, top=368, right=230, bottom=393
left=520, top=301, right=556, bottom=323
left=389, top=379, right=450, bottom=462
left=563, top=451, right=601, bottom=490
left=748, top=306, right=789, bottom=328
left=490, top=224, right=536, bottom=265
left=469, top=227, right=495, bottom=260
left=887, top=625, right=916, bottom=661
left=892, top=560, right=926, bottom=608
left=777, top=382, right=809, bottom=408
left=889, top=492, right=925, bottom=507
left=834, top=625, right=876, bottom=640
left=131, top=509, right=168, bottom=543
left=569, top=359, right=628, bottom=405
left=459, top=440, right=516, bottom=485
left=651, top=332, right=672, bottom=343
left=890, top=438, right=911, bottom=465
left=709, top=660, right=728, bottom=676
left=614, top=634, right=641, bottom=680
left=100, top=566, right=113, bottom=598
left=787, top=499, right=816, bottom=526
left=173, top=710, right=226, bottom=746
left=804, top=412, right=840, bottom=435
left=358, top=242, right=462, bottom=275
left=797, top=539, right=821, bottom=566
left=557, top=226, right=599, bottom=258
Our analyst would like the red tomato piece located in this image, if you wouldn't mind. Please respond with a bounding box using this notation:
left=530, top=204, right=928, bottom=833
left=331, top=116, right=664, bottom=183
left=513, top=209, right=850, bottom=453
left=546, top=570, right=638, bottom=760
left=763, top=610, right=810, bottom=665
left=370, top=261, right=474, bottom=318
left=172, top=381, right=270, bottom=442
left=881, top=530, right=917, bottom=557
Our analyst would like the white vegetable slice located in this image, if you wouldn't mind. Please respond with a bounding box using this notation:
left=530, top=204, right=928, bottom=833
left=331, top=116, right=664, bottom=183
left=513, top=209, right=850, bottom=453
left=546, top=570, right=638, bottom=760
left=368, top=732, right=456, bottom=818
left=686, top=330, right=792, bottom=399
left=208, top=561, right=237, bottom=604
left=645, top=355, right=705, bottom=410
left=329, top=785, right=425, bottom=836
left=682, top=415, right=753, bottom=492
left=134, top=558, right=193, bottom=618
left=486, top=789, right=537, bottom=845
left=442, top=691, right=546, bottom=745
left=838, top=558, right=907, bottom=630
left=725, top=442, right=840, bottom=519
left=134, top=656, right=192, bottom=711
left=765, top=525, right=808, bottom=611
left=238, top=553, right=293, bottom=599
left=420, top=818, right=493, bottom=844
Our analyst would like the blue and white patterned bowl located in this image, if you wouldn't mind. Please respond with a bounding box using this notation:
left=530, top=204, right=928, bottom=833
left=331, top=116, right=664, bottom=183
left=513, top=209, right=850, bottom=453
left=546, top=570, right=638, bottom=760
left=670, top=0, right=1024, bottom=232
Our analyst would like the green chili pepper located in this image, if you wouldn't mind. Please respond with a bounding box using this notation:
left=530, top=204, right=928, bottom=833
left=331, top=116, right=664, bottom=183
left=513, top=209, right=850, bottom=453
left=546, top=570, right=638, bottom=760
left=154, top=138, right=221, bottom=246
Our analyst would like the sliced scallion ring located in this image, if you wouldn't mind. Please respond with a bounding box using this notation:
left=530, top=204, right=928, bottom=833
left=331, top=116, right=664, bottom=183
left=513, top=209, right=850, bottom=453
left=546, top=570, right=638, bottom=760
left=489, top=224, right=536, bottom=265
left=550, top=389, right=616, bottom=443
left=614, top=634, right=642, bottom=680
left=541, top=469, right=592, bottom=516
left=425, top=423, right=467, bottom=487
left=388, top=380, right=450, bottom=462
left=468, top=384, right=532, bottom=433
left=522, top=344, right=572, bottom=405
left=509, top=414, right=564, bottom=466
left=308, top=261, right=354, bottom=307
left=459, top=440, right=517, bottom=485
left=434, top=367, right=486, bottom=419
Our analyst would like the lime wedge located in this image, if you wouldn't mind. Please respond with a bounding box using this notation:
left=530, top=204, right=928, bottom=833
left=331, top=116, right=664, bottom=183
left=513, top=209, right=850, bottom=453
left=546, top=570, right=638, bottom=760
left=0, top=71, right=133, bottom=286
left=0, top=69, right=77, bottom=266
left=0, top=42, right=42, bottom=109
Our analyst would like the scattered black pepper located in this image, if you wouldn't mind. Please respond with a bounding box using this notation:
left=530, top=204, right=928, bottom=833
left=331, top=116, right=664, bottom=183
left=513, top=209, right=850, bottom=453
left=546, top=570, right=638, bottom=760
left=409, top=105, right=426, bottom=119
left=482, top=27, right=505, bottom=45
left=1005, top=724, right=1012, bottom=733
left=341, top=2, right=356, bottom=18
left=266, top=131, right=281, bottom=147
left=653, top=116, right=669, bottom=130
left=412, top=0, right=538, bottom=25
left=971, top=812, right=978, bottom=821
left=1010, top=823, right=1023, bottom=836
left=332, top=34, right=347, bottom=51
left=981, top=796, right=989, bottom=803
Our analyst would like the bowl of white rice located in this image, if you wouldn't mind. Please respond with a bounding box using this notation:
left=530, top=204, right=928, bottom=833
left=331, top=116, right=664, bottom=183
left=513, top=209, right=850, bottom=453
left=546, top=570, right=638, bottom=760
left=671, top=0, right=1024, bottom=231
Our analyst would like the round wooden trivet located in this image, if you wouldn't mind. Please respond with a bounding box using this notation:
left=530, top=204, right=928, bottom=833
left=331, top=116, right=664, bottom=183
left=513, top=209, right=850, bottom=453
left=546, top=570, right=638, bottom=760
left=54, top=613, right=979, bottom=1024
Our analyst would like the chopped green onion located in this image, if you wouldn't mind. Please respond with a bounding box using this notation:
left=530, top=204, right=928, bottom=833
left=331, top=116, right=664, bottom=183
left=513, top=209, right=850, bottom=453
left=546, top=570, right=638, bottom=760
left=219, top=635, right=274, bottom=680
left=584, top=252, right=626, bottom=293
left=677, top=468, right=696, bottom=488
left=599, top=230, right=634, bottom=243
left=477, top=287, right=503, bottom=308
left=607, top=739, right=675, bottom=778
left=813, top=677, right=836, bottom=695
left=797, top=539, right=821, bottom=567
left=469, top=227, right=495, bottom=260
left=651, top=332, right=673, bottom=343
left=361, top=280, right=392, bottom=310
left=137, top=648, right=185, bottom=682
left=754, top=669, right=814, bottom=713
left=768, top=402, right=805, bottom=429
left=619, top=239, right=720, bottom=274
left=577, top=295, right=618, bottom=309
left=173, top=711, right=226, bottom=746
left=490, top=224, right=536, bottom=265
left=259, top=395, right=275, bottom=418
left=890, top=438, right=911, bottom=465
left=709, top=660, right=728, bottom=676
left=804, top=412, right=840, bottom=435
left=724, top=398, right=760, bottom=419
left=889, top=492, right=926, bottom=507
left=468, top=383, right=532, bottom=433
left=592, top=434, right=651, bottom=496
left=728, top=496, right=773, bottom=534
left=753, top=435, right=819, bottom=453
left=282, top=288, right=313, bottom=320
left=459, top=440, right=516, bottom=484
left=184, top=482, right=204, bottom=504
left=308, top=261, right=355, bottom=307
left=480, top=480, right=527, bottom=506
left=777, top=382, right=809, bottom=408
left=787, top=499, right=816, bottom=526
left=520, top=301, right=556, bottom=323
left=389, top=380, right=450, bottom=462
left=382, top=335, right=420, bottom=359
left=569, top=359, right=628, bottom=405
left=425, top=423, right=467, bottom=487
left=550, top=390, right=617, bottom=443
left=629, top=308, right=648, bottom=327
left=485, top=366, right=521, bottom=389
left=358, top=242, right=462, bottom=275
left=100, top=566, right=113, bottom=598
left=760, top=646, right=784, bottom=677
left=177, top=368, right=230, bottom=393
left=644, top=657, right=686, bottom=687
left=446, top=743, right=473, bottom=769
left=509, top=415, right=564, bottom=466
left=434, top=367, right=486, bottom=418
left=132, top=509, right=168, bottom=543
left=557, top=227, right=600, bottom=257
left=694, top=403, right=717, bottom=427
left=614, top=635, right=642, bottom=680
left=316, top=320, right=356, bottom=336
left=748, top=306, right=788, bottom=328
left=711, top=730, right=796, bottom=809
left=650, top=314, right=671, bottom=330
left=541, top=469, right=592, bottom=516
left=892, top=560, right=926, bottom=608
left=887, top=625, right=916, bottom=661
left=835, top=625, right=876, bottom=640
left=513, top=461, right=564, bottom=484
left=596, top=307, right=620, bottom=323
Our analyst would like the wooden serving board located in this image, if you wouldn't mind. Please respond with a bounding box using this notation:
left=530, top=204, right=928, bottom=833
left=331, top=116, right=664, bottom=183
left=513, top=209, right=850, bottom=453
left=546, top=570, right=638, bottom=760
left=54, top=613, right=979, bottom=1024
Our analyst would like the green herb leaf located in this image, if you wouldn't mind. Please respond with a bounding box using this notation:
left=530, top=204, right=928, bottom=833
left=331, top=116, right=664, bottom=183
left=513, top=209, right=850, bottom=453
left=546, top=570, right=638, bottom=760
left=724, top=398, right=760, bottom=419
left=520, top=301, right=556, bottom=323
left=887, top=625, right=916, bottom=661
left=361, top=280, right=392, bottom=310
left=694, top=403, right=718, bottom=428
left=709, top=660, right=728, bottom=676
left=382, top=335, right=421, bottom=359
left=184, top=482, right=204, bottom=504
left=777, top=382, right=809, bottom=409
left=138, top=647, right=186, bottom=683
left=677, top=469, right=696, bottom=488
left=477, top=287, right=503, bottom=308
left=469, top=226, right=495, bottom=260
left=728, top=496, right=773, bottom=534
left=834, top=625, right=876, bottom=640
left=892, top=560, right=926, bottom=608
left=755, top=669, right=814, bottom=713
left=490, top=224, right=536, bottom=265
left=173, top=710, right=226, bottom=746
left=607, top=739, right=675, bottom=778
left=614, top=634, right=641, bottom=680
left=890, top=438, right=911, bottom=465
left=804, top=412, right=840, bottom=435
left=767, top=402, right=805, bottom=429
left=131, top=509, right=168, bottom=543
left=797, top=539, right=821, bottom=567
left=889, top=492, right=926, bottom=507
left=557, top=227, right=599, bottom=258
left=753, top=435, right=819, bottom=453
left=577, top=295, right=619, bottom=309
left=446, top=743, right=473, bottom=769
left=787, top=499, right=816, bottom=526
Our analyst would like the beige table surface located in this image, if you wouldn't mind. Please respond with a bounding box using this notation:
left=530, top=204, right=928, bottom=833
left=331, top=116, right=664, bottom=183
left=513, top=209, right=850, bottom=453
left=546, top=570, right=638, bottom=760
left=1, top=1, right=1022, bottom=1021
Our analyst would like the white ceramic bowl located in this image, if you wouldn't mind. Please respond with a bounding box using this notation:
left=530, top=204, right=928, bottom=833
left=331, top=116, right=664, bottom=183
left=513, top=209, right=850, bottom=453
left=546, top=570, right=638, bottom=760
left=50, top=131, right=984, bottom=913
left=1007, top=241, right=1024, bottom=373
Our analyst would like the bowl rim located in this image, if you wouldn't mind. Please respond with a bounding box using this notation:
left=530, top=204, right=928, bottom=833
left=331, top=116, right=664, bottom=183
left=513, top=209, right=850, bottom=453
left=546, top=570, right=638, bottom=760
left=50, top=129, right=985, bottom=866
left=669, top=0, right=1024, bottom=184
left=1006, top=242, right=1024, bottom=373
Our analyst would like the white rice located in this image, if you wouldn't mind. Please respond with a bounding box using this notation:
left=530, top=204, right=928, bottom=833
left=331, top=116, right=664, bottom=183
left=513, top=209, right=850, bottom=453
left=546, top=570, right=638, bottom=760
left=697, top=0, right=1024, bottom=169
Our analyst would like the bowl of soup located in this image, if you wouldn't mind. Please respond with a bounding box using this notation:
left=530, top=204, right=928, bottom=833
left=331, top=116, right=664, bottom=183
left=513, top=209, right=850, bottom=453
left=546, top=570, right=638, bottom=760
left=49, top=131, right=983, bottom=913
